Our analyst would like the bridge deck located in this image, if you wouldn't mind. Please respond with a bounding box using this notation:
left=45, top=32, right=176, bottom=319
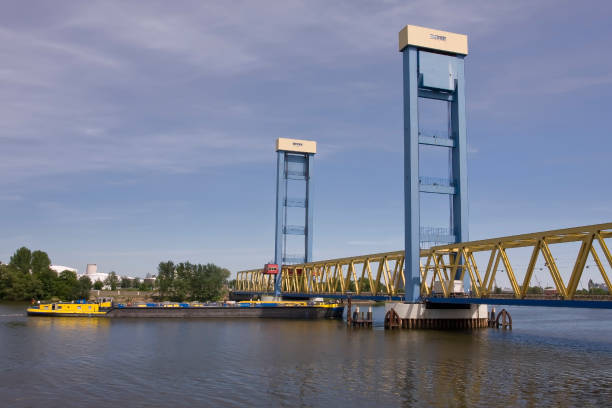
left=232, top=291, right=612, bottom=308
left=235, top=223, right=612, bottom=308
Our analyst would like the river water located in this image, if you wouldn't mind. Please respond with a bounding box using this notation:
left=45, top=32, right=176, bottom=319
left=1, top=302, right=611, bottom=407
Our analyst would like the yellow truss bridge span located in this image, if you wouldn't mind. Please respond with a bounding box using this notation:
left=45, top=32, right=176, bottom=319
left=235, top=223, right=612, bottom=303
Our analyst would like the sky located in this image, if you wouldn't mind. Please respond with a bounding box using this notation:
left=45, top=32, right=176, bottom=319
left=1, top=1, right=612, bottom=288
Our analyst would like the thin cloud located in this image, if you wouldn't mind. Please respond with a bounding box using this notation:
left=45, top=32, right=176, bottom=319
left=0, top=194, right=23, bottom=201
left=0, top=0, right=567, bottom=187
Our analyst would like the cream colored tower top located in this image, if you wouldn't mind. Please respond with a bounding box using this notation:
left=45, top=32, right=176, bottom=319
left=399, top=25, right=468, bottom=55
left=276, top=138, right=316, bottom=154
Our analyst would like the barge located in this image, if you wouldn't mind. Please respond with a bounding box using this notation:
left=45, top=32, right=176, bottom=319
left=26, top=299, right=344, bottom=319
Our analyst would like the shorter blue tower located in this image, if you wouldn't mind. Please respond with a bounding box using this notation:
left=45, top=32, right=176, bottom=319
left=274, top=138, right=316, bottom=297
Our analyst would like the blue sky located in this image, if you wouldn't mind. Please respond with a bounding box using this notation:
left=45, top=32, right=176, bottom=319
left=1, top=1, right=612, bottom=287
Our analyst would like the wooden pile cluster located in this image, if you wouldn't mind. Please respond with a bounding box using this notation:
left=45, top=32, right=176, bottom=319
left=346, top=298, right=373, bottom=328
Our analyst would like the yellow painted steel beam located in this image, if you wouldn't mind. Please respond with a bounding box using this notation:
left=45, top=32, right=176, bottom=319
left=566, top=234, right=594, bottom=299
left=392, top=258, right=403, bottom=294
left=596, top=233, right=612, bottom=292
left=429, top=223, right=612, bottom=253
left=234, top=223, right=612, bottom=300
left=468, top=252, right=483, bottom=289
left=438, top=255, right=450, bottom=281
left=497, top=245, right=520, bottom=298
left=431, top=254, right=448, bottom=297
left=590, top=245, right=612, bottom=294
left=520, top=241, right=541, bottom=298
left=462, top=248, right=482, bottom=297
left=421, top=256, right=432, bottom=296
left=540, top=239, right=567, bottom=298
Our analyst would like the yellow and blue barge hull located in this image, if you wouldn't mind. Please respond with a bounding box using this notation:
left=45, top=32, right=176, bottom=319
left=27, top=301, right=344, bottom=319
left=27, top=301, right=110, bottom=317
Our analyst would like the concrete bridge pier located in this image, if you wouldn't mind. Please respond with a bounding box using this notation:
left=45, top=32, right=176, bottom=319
left=385, top=302, right=489, bottom=329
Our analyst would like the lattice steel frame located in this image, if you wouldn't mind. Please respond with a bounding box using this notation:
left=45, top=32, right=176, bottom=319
left=236, top=223, right=612, bottom=302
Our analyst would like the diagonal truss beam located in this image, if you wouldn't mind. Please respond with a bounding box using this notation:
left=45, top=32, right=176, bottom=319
left=235, top=223, right=612, bottom=301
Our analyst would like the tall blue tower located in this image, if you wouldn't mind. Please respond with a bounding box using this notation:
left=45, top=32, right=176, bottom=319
left=274, top=138, right=316, bottom=297
left=400, top=25, right=469, bottom=302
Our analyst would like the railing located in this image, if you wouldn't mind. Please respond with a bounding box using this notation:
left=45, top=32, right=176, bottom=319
left=235, top=223, right=612, bottom=301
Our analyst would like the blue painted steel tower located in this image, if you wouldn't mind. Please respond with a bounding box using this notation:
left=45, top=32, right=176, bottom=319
left=274, top=138, right=317, bottom=297
left=400, top=25, right=469, bottom=302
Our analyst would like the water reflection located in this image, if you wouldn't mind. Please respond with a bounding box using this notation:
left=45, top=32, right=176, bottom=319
left=0, top=303, right=611, bottom=407
left=28, top=316, right=111, bottom=331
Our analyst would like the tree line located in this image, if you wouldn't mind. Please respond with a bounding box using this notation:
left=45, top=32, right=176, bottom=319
left=0, top=247, right=159, bottom=301
left=156, top=261, right=230, bottom=301
left=0, top=247, right=231, bottom=302
left=0, top=247, right=91, bottom=301
left=92, top=271, right=155, bottom=291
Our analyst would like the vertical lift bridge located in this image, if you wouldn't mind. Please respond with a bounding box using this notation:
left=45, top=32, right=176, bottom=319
left=235, top=25, right=612, bottom=309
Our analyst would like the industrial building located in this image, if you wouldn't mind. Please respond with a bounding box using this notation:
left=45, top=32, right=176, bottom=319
left=50, top=265, right=78, bottom=274
left=79, top=264, right=108, bottom=283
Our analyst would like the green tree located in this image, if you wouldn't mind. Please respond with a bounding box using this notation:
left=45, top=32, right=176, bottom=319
left=590, top=287, right=609, bottom=295
left=139, top=279, right=153, bottom=291
left=120, top=276, right=132, bottom=289
left=0, top=247, right=97, bottom=301
left=356, top=277, right=371, bottom=292
left=104, top=272, right=119, bottom=290
left=171, top=262, right=192, bottom=301
left=77, top=276, right=92, bottom=300
left=1, top=247, right=40, bottom=300
left=189, top=263, right=230, bottom=302
left=2, top=247, right=56, bottom=300
left=526, top=286, right=543, bottom=295
left=55, top=270, right=79, bottom=300
left=9, top=247, right=32, bottom=274
left=132, top=277, right=141, bottom=288
left=32, top=251, right=56, bottom=299
left=93, top=280, right=104, bottom=290
left=155, top=260, right=229, bottom=301
left=0, top=264, right=8, bottom=296
left=0, top=266, right=38, bottom=300
left=157, top=261, right=175, bottom=299
left=34, top=267, right=58, bottom=300
left=31, top=250, right=51, bottom=275
left=347, top=279, right=356, bottom=292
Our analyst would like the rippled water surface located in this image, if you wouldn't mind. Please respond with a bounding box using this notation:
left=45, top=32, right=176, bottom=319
left=1, top=303, right=612, bottom=407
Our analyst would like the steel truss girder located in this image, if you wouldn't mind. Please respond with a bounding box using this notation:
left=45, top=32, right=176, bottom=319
left=236, top=223, right=612, bottom=302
